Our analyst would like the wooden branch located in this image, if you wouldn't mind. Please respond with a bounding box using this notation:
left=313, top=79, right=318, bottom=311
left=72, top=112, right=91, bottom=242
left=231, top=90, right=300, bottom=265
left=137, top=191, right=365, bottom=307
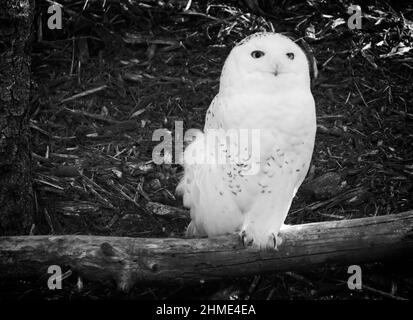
left=1, top=211, right=412, bottom=291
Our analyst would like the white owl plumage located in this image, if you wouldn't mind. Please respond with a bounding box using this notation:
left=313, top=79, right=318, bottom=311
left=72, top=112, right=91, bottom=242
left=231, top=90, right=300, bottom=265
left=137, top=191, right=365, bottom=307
left=176, top=32, right=316, bottom=249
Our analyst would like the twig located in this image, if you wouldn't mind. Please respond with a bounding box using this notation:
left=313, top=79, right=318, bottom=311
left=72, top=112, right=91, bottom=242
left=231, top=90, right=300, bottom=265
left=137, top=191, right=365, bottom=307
left=60, top=85, right=107, bottom=103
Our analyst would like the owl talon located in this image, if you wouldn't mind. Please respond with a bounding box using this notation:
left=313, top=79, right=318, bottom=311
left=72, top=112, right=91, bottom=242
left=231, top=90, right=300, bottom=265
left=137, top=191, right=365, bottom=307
left=270, top=233, right=283, bottom=250
left=271, top=233, right=277, bottom=248
left=240, top=229, right=283, bottom=250
left=241, top=231, right=246, bottom=247
left=239, top=230, right=253, bottom=247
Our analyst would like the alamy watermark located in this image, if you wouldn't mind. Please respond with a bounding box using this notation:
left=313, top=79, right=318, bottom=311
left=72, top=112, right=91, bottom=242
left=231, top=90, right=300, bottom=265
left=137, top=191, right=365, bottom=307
left=47, top=4, right=62, bottom=30
left=47, top=264, right=62, bottom=290
left=347, top=5, right=362, bottom=30
left=347, top=265, right=362, bottom=290
left=152, top=121, right=261, bottom=175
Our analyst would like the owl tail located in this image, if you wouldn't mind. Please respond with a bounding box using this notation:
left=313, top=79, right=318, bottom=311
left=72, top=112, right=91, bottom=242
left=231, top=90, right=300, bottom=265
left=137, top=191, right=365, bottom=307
left=185, top=221, right=207, bottom=238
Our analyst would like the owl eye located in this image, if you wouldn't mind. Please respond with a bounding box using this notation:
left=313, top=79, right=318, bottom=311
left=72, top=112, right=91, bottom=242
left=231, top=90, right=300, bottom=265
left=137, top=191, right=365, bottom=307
left=251, top=50, right=265, bottom=59
left=286, top=52, right=295, bottom=60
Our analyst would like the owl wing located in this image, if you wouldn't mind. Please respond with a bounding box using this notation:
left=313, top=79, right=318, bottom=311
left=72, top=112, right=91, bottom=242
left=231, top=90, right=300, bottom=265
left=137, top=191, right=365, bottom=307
left=205, top=94, right=229, bottom=130
left=176, top=95, right=245, bottom=237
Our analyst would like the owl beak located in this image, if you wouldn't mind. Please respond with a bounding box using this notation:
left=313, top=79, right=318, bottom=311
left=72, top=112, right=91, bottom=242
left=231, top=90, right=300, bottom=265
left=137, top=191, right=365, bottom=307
left=272, top=63, right=279, bottom=76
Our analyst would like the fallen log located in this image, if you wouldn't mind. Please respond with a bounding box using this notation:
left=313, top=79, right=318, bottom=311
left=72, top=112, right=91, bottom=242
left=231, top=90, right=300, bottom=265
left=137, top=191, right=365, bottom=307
left=0, top=211, right=412, bottom=291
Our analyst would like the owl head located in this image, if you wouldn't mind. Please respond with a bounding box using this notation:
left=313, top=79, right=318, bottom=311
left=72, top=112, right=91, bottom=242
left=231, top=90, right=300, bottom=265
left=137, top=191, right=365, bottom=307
left=219, top=33, right=315, bottom=93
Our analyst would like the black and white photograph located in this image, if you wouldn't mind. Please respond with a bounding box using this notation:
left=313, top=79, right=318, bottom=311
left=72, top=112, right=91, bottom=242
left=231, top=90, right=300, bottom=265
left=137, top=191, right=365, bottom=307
left=0, top=0, right=412, bottom=307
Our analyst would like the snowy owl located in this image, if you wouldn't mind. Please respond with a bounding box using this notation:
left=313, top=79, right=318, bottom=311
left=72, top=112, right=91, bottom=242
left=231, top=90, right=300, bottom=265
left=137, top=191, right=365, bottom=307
left=177, top=32, right=317, bottom=250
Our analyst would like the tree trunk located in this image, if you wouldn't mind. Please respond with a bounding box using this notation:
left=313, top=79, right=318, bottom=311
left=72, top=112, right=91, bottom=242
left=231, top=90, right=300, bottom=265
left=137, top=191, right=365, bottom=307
left=0, top=211, right=412, bottom=291
left=0, top=0, right=34, bottom=235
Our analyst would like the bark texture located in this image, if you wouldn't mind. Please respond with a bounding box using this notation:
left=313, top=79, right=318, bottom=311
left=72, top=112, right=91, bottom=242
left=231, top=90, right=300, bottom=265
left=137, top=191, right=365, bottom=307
left=0, top=0, right=34, bottom=235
